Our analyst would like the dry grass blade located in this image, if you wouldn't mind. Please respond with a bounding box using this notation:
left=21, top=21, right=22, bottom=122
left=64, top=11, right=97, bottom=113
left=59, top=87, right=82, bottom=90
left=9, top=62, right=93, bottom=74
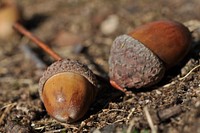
left=43, top=128, right=66, bottom=133
left=144, top=106, right=157, bottom=133
left=0, top=103, right=16, bottom=125
left=126, top=107, right=135, bottom=122
left=179, top=64, right=200, bottom=80
left=126, top=119, right=135, bottom=133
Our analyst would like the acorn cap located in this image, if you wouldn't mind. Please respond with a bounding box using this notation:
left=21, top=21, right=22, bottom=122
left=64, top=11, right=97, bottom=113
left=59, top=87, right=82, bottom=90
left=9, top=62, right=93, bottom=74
left=109, top=34, right=166, bottom=89
left=39, top=58, right=97, bottom=101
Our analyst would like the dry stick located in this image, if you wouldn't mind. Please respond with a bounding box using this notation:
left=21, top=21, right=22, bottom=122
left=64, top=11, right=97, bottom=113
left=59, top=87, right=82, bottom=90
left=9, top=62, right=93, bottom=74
left=157, top=105, right=182, bottom=122
left=13, top=22, right=62, bottom=61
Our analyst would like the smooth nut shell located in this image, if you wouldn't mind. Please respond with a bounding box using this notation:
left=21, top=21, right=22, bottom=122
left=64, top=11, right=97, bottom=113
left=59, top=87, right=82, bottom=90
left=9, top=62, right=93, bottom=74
left=129, top=20, right=191, bottom=68
left=42, top=72, right=95, bottom=123
left=109, top=35, right=166, bottom=89
left=39, top=59, right=97, bottom=123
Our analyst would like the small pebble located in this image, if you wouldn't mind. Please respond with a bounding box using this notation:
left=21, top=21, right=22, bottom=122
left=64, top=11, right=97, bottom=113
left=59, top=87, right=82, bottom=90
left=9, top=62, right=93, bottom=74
left=156, top=90, right=162, bottom=95
left=195, top=101, right=200, bottom=107
left=100, top=15, right=119, bottom=35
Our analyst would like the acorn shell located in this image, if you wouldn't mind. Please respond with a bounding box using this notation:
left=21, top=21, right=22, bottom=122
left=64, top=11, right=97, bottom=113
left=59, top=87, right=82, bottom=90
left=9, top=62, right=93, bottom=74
left=129, top=20, right=191, bottom=68
left=39, top=58, right=98, bottom=123
left=109, top=35, right=166, bottom=89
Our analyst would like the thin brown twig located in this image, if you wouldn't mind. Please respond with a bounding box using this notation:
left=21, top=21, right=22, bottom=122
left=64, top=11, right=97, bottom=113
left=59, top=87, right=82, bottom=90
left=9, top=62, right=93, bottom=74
left=13, top=22, right=62, bottom=61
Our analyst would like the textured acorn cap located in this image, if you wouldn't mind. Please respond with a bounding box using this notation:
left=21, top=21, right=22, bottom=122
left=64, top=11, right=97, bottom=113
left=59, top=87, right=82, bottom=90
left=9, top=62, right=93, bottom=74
left=39, top=58, right=97, bottom=101
left=109, top=34, right=166, bottom=89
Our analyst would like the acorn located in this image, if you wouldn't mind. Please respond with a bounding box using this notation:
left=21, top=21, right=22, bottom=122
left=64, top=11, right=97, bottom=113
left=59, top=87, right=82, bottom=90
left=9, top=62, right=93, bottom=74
left=39, top=59, right=98, bottom=123
left=13, top=23, right=98, bottom=123
left=109, top=20, right=192, bottom=92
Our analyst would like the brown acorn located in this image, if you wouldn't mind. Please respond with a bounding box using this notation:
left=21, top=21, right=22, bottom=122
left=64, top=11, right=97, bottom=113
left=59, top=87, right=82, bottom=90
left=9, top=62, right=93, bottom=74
left=13, top=23, right=98, bottom=123
left=39, top=59, right=98, bottom=123
left=109, top=20, right=192, bottom=92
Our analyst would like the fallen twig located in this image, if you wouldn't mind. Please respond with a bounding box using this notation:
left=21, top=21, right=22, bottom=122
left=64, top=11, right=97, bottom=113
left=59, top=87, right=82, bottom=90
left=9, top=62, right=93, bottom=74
left=157, top=105, right=182, bottom=122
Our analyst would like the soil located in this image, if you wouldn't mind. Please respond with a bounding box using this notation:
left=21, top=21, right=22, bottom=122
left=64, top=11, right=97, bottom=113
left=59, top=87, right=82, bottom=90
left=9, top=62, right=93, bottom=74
left=0, top=0, right=200, bottom=133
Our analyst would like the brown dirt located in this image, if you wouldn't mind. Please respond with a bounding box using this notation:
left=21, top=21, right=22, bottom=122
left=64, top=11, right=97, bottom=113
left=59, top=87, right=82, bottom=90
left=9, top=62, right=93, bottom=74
left=0, top=0, right=200, bottom=132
